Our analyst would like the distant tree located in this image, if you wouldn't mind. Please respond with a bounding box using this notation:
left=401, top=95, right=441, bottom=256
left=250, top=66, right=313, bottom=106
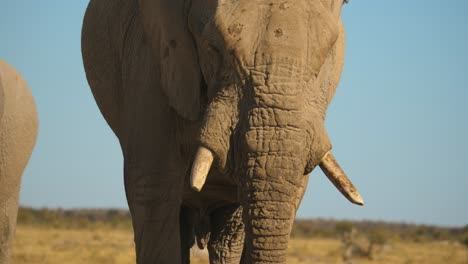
left=17, top=207, right=34, bottom=224
left=366, top=228, right=390, bottom=260
left=335, top=221, right=357, bottom=264
left=462, top=225, right=468, bottom=248
left=462, top=236, right=468, bottom=248
left=410, top=225, right=430, bottom=242
left=335, top=221, right=355, bottom=236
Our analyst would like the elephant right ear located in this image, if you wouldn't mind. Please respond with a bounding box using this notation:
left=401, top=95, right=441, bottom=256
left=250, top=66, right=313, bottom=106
left=138, top=0, right=202, bottom=121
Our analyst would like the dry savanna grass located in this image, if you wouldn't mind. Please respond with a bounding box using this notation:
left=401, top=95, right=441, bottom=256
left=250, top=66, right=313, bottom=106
left=13, top=225, right=135, bottom=264
left=13, top=225, right=467, bottom=264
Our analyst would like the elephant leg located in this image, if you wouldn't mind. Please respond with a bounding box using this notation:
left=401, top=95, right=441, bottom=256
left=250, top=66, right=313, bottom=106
left=124, top=161, right=186, bottom=264
left=0, top=192, right=21, bottom=263
left=180, top=206, right=196, bottom=264
left=208, top=204, right=245, bottom=264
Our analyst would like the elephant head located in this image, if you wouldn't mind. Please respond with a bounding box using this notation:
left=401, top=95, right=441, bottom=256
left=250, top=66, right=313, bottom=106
left=138, top=0, right=362, bottom=261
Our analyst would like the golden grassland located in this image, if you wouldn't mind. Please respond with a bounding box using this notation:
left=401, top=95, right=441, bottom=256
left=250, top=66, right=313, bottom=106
left=13, top=225, right=467, bottom=264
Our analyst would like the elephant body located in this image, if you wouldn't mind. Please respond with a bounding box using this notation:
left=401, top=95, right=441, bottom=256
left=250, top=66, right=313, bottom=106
left=82, top=0, right=351, bottom=263
left=82, top=1, right=243, bottom=262
left=0, top=60, right=38, bottom=263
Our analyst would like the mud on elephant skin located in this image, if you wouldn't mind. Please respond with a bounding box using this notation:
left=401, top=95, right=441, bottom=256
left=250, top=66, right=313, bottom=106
left=0, top=59, right=39, bottom=263
left=82, top=0, right=363, bottom=263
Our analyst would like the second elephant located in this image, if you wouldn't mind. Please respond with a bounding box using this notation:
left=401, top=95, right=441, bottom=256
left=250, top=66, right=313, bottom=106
left=0, top=59, right=38, bottom=263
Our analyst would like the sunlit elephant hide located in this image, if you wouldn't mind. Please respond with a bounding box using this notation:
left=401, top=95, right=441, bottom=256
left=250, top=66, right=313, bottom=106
left=82, top=0, right=362, bottom=263
left=0, top=59, right=38, bottom=263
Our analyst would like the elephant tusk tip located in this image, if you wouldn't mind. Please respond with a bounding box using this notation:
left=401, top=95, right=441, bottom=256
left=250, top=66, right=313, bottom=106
left=342, top=186, right=364, bottom=206
left=350, top=192, right=364, bottom=206
left=319, top=151, right=365, bottom=206
left=190, top=175, right=206, bottom=192
left=190, top=184, right=203, bottom=192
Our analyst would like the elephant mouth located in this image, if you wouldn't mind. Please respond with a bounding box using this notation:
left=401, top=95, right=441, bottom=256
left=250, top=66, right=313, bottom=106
left=190, top=145, right=364, bottom=206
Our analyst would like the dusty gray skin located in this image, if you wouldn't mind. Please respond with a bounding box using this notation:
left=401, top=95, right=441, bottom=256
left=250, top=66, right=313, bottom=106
left=0, top=60, right=38, bottom=263
left=82, top=0, right=358, bottom=263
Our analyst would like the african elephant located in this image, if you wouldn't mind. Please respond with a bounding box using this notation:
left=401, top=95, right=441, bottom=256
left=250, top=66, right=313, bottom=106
left=81, top=0, right=363, bottom=263
left=0, top=59, right=38, bottom=263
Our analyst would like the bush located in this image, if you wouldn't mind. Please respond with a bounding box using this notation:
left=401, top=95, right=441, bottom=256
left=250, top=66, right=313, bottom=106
left=367, top=228, right=390, bottom=246
left=335, top=221, right=355, bottom=236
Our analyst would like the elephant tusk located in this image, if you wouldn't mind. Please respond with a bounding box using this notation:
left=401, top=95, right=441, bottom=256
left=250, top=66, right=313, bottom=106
left=319, top=151, right=364, bottom=206
left=190, top=146, right=214, bottom=192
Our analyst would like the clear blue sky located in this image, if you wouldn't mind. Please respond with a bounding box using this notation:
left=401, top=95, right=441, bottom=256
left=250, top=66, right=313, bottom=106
left=1, top=0, right=467, bottom=227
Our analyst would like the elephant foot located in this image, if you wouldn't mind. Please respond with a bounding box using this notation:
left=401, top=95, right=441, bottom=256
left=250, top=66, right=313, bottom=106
left=208, top=204, right=245, bottom=264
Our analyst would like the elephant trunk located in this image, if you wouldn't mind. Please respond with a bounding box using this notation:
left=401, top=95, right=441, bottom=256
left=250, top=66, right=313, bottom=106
left=238, top=72, right=311, bottom=262
left=240, top=138, right=307, bottom=262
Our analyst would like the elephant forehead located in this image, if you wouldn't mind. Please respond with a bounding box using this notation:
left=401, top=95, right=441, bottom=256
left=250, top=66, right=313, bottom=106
left=219, top=3, right=309, bottom=57
left=200, top=0, right=339, bottom=72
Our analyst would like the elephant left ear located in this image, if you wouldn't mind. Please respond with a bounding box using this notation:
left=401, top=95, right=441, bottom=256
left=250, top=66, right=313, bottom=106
left=138, top=0, right=202, bottom=121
